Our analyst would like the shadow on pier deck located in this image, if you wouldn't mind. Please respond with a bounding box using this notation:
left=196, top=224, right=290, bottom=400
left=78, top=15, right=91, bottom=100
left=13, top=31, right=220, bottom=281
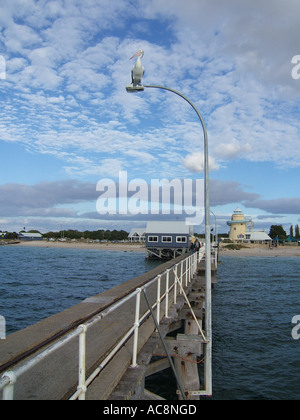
left=0, top=249, right=218, bottom=401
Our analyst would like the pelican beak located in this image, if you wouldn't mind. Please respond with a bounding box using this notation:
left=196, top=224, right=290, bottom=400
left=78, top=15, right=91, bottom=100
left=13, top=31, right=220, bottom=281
left=130, top=50, right=143, bottom=60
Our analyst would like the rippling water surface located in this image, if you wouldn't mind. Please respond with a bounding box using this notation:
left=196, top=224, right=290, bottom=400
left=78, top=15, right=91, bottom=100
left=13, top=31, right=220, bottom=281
left=211, top=255, right=300, bottom=400
left=0, top=245, right=160, bottom=334
left=1, top=247, right=300, bottom=400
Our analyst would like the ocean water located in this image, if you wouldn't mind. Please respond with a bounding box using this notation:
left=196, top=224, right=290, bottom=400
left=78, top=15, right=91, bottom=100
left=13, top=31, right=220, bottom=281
left=146, top=255, right=300, bottom=400
left=0, top=245, right=161, bottom=335
left=1, top=246, right=300, bottom=400
left=211, top=255, right=300, bottom=400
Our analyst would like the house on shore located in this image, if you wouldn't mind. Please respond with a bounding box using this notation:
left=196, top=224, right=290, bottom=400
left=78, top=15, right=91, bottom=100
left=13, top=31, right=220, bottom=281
left=18, top=232, right=43, bottom=241
left=128, top=228, right=146, bottom=243
left=242, top=231, right=272, bottom=244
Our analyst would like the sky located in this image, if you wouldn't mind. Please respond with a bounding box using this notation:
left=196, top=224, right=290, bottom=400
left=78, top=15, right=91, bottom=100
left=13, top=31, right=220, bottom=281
left=0, top=0, right=300, bottom=235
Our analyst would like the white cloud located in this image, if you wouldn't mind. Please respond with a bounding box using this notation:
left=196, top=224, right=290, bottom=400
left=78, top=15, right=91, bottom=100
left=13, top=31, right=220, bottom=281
left=142, top=0, right=300, bottom=88
left=0, top=0, right=300, bottom=231
left=64, top=158, right=125, bottom=177
left=4, top=22, right=41, bottom=52
left=6, top=57, right=28, bottom=73
left=214, top=140, right=252, bottom=161
left=183, top=152, right=221, bottom=173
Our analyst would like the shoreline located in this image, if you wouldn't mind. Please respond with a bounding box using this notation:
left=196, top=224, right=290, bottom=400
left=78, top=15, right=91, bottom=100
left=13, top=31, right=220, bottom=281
left=8, top=240, right=146, bottom=253
left=219, top=244, right=300, bottom=258
left=7, top=240, right=300, bottom=257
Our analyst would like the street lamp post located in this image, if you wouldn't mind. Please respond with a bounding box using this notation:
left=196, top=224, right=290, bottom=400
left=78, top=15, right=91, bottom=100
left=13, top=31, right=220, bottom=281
left=126, top=76, right=212, bottom=396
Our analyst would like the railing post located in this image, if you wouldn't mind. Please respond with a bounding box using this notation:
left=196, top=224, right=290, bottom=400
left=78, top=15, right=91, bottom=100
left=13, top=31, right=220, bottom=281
left=185, top=257, right=188, bottom=287
left=192, top=254, right=195, bottom=278
left=174, top=265, right=178, bottom=303
left=193, top=252, right=197, bottom=275
left=156, top=275, right=161, bottom=326
left=77, top=324, right=87, bottom=400
left=165, top=270, right=170, bottom=318
left=179, top=260, right=184, bottom=288
left=2, top=371, right=17, bottom=400
left=192, top=251, right=198, bottom=278
left=132, top=288, right=141, bottom=368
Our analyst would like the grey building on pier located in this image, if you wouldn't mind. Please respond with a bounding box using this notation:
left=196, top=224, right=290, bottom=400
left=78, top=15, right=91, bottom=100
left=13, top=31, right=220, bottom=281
left=145, top=221, right=193, bottom=259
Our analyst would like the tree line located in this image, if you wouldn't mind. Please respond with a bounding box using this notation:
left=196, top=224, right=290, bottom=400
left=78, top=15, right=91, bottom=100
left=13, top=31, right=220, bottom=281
left=269, top=225, right=300, bottom=241
left=0, top=229, right=129, bottom=241
left=2, top=224, right=300, bottom=242
left=44, top=229, right=129, bottom=241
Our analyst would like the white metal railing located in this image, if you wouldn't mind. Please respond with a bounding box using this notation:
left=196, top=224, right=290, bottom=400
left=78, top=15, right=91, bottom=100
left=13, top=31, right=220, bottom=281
left=0, top=250, right=205, bottom=401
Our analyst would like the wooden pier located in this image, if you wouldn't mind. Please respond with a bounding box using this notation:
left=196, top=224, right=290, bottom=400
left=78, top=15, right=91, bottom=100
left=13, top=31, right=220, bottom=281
left=0, top=249, right=218, bottom=400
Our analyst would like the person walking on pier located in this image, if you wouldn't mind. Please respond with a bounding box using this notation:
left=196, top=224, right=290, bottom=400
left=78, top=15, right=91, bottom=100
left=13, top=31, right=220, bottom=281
left=190, top=241, right=195, bottom=253
left=195, top=239, right=201, bottom=251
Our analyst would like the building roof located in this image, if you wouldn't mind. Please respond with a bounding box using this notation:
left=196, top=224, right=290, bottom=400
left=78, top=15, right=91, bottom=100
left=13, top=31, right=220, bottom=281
left=246, top=231, right=271, bottom=241
left=146, top=221, right=193, bottom=235
left=286, top=235, right=297, bottom=242
left=227, top=219, right=248, bottom=225
left=128, top=228, right=146, bottom=238
left=18, top=232, right=43, bottom=238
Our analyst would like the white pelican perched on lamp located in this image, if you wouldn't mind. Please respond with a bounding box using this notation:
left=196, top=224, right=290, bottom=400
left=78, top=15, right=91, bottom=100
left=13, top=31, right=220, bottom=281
left=130, top=49, right=145, bottom=86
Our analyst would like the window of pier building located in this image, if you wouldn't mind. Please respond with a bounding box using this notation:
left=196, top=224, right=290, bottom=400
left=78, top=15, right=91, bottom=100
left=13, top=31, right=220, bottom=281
left=176, top=236, right=187, bottom=243
left=162, top=236, right=172, bottom=243
left=148, top=236, right=159, bottom=242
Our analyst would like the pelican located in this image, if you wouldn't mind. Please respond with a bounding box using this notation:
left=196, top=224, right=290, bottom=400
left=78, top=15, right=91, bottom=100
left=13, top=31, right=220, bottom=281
left=130, top=49, right=145, bottom=86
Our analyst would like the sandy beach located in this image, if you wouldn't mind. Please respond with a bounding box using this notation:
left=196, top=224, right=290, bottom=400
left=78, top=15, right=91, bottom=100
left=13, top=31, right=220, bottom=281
left=9, top=240, right=146, bottom=253
left=7, top=240, right=300, bottom=257
left=219, top=244, right=300, bottom=258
